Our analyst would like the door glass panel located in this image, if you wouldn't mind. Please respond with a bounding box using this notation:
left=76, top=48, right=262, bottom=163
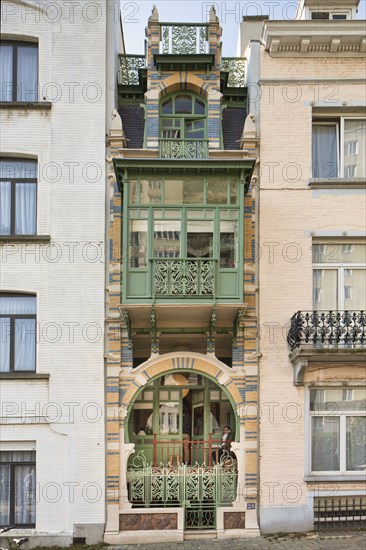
left=130, top=404, right=154, bottom=436
left=220, top=221, right=237, bottom=268
left=140, top=178, right=162, bottom=204
left=187, top=221, right=213, bottom=258
left=130, top=220, right=147, bottom=267
left=344, top=269, right=366, bottom=309
left=207, top=178, right=228, bottom=204
left=193, top=405, right=204, bottom=436
left=159, top=402, right=179, bottom=434
left=344, top=119, right=366, bottom=178
left=313, top=269, right=337, bottom=310
left=312, top=416, right=340, bottom=471
left=154, top=220, right=180, bottom=258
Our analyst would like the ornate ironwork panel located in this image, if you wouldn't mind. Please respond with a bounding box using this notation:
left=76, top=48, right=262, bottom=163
left=221, top=58, right=246, bottom=87
left=160, top=25, right=208, bottom=55
left=159, top=139, right=208, bottom=160
left=287, top=310, right=366, bottom=350
left=119, top=55, right=145, bottom=86
left=153, top=259, right=215, bottom=296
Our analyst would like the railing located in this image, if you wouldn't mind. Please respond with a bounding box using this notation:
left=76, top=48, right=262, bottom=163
left=118, top=54, right=146, bottom=86
left=152, top=258, right=216, bottom=296
left=159, top=139, right=208, bottom=159
left=159, top=23, right=209, bottom=55
left=287, top=310, right=366, bottom=351
left=221, top=58, right=246, bottom=87
left=152, top=433, right=227, bottom=467
left=314, top=496, right=366, bottom=529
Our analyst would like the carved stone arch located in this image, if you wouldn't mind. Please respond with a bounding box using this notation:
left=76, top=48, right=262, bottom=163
left=158, top=73, right=210, bottom=100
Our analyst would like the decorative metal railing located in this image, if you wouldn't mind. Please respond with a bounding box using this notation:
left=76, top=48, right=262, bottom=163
left=159, top=23, right=209, bottom=55
left=152, top=433, right=222, bottom=467
left=152, top=258, right=215, bottom=296
left=287, top=310, right=366, bottom=351
left=118, top=54, right=146, bottom=86
left=314, top=496, right=366, bottom=529
left=159, top=139, right=208, bottom=159
left=221, top=58, right=246, bottom=87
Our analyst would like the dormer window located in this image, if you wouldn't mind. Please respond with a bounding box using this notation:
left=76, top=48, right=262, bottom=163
left=160, top=93, right=207, bottom=140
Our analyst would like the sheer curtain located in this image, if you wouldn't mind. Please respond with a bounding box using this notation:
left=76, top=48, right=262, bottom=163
left=0, top=45, right=13, bottom=101
left=0, top=296, right=36, bottom=372
left=17, top=46, right=38, bottom=102
left=346, top=417, right=366, bottom=471
left=312, top=416, right=340, bottom=471
left=16, top=183, right=37, bottom=234
left=0, top=464, right=11, bottom=524
left=312, top=124, right=338, bottom=178
left=14, top=318, right=36, bottom=371
left=0, top=318, right=11, bottom=372
left=15, top=464, right=36, bottom=524
left=0, top=181, right=11, bottom=234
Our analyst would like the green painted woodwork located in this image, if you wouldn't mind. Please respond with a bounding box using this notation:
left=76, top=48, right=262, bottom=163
left=159, top=139, right=208, bottom=159
left=118, top=54, right=145, bottom=86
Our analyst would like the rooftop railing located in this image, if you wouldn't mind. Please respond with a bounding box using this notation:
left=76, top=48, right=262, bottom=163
left=159, top=23, right=209, bottom=55
left=118, top=54, right=146, bottom=86
left=221, top=57, right=246, bottom=87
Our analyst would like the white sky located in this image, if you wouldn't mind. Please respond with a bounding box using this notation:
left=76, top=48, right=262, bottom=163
left=121, top=0, right=366, bottom=56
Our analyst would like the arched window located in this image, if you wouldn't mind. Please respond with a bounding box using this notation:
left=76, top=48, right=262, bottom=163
left=160, top=92, right=207, bottom=140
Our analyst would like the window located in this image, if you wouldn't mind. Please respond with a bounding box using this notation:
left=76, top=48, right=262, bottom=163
left=0, top=159, right=37, bottom=235
left=312, top=118, right=366, bottom=179
left=310, top=388, right=366, bottom=474
left=160, top=93, right=207, bottom=140
left=0, top=294, right=36, bottom=372
left=0, top=42, right=38, bottom=102
left=311, top=11, right=348, bottom=20
left=312, top=243, right=366, bottom=310
left=0, top=451, right=36, bottom=526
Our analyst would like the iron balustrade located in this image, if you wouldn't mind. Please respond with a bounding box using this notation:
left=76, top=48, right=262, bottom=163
left=159, top=23, right=209, bottom=55
left=152, top=258, right=216, bottom=297
left=221, top=58, right=246, bottom=87
left=159, top=139, right=209, bottom=159
left=118, top=54, right=146, bottom=86
left=287, top=310, right=366, bottom=351
left=314, top=496, right=366, bottom=529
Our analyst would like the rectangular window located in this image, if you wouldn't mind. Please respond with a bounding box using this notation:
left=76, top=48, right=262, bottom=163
left=0, top=295, right=36, bottom=372
left=310, top=388, right=366, bottom=474
left=312, top=118, right=366, bottom=179
left=0, top=42, right=38, bottom=102
left=0, top=159, right=37, bottom=235
left=0, top=451, right=36, bottom=527
left=129, top=220, right=147, bottom=268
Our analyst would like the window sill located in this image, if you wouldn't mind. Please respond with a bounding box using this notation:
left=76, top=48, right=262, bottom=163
left=305, top=475, right=366, bottom=482
left=309, top=178, right=366, bottom=189
left=0, top=373, right=50, bottom=380
left=0, top=101, right=52, bottom=110
left=0, top=235, right=51, bottom=242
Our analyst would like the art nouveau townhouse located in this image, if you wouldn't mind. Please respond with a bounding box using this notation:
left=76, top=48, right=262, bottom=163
left=0, top=1, right=122, bottom=546
left=104, top=6, right=261, bottom=543
left=240, top=0, right=366, bottom=534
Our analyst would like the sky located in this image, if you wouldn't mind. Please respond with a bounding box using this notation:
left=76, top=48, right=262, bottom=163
left=121, top=0, right=366, bottom=56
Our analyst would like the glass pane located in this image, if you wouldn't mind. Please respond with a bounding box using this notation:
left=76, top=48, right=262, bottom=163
left=0, top=465, right=11, bottom=525
left=129, top=220, right=147, bottom=268
left=159, top=403, right=179, bottom=434
left=207, top=178, right=228, bottom=204
left=17, top=45, right=38, bottom=102
left=162, top=98, right=172, bottom=114
left=0, top=318, right=10, bottom=372
left=129, top=180, right=138, bottom=204
left=344, top=269, right=366, bottom=309
left=154, top=220, right=180, bottom=258
left=187, top=221, right=213, bottom=258
left=346, top=416, right=366, bottom=471
left=0, top=296, right=36, bottom=315
left=16, top=183, right=36, bottom=235
left=193, top=405, right=204, bottom=436
left=230, top=180, right=238, bottom=204
left=0, top=181, right=11, bottom=234
left=344, top=119, right=366, bottom=178
left=312, top=416, right=340, bottom=471
left=220, top=221, right=237, bottom=268
left=129, top=405, right=153, bottom=436
left=0, top=159, right=37, bottom=180
left=140, top=178, right=162, bottom=204
left=175, top=95, right=192, bottom=114
left=164, top=177, right=203, bottom=205
left=310, top=388, right=366, bottom=411
left=0, top=45, right=13, bottom=101
left=312, top=124, right=338, bottom=178
left=313, top=269, right=337, bottom=310
left=313, top=243, right=366, bottom=264
left=14, top=318, right=36, bottom=371
left=194, top=98, right=205, bottom=115
left=14, top=464, right=36, bottom=525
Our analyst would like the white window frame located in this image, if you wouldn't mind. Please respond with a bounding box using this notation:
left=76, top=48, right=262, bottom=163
left=307, top=386, right=366, bottom=477
left=310, top=10, right=351, bottom=20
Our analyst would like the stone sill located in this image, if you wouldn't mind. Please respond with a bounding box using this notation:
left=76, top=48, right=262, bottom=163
left=309, top=178, right=366, bottom=189
left=305, top=475, right=366, bottom=482
left=0, top=102, right=52, bottom=110
left=0, top=235, right=51, bottom=242
left=0, top=373, right=50, bottom=380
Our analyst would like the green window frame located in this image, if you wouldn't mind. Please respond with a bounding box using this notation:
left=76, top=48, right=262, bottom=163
left=160, top=92, right=207, bottom=140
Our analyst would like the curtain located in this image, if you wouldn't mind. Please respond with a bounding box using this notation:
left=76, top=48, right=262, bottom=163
left=0, top=465, right=11, bottom=524
left=0, top=295, right=36, bottom=315
left=312, top=416, right=340, bottom=471
left=346, top=417, right=366, bottom=471
left=15, top=183, right=37, bottom=234
left=344, top=119, right=366, bottom=178
left=0, top=45, right=13, bottom=101
left=313, top=269, right=338, bottom=310
left=0, top=159, right=37, bottom=180
left=14, top=319, right=36, bottom=371
left=14, top=465, right=36, bottom=525
left=312, top=124, right=338, bottom=178
left=0, top=318, right=10, bottom=372
left=0, top=181, right=11, bottom=234
left=344, top=269, right=366, bottom=310
left=17, top=46, right=38, bottom=102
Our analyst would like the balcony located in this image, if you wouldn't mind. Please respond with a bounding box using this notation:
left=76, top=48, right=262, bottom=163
left=118, top=54, right=146, bottom=86
left=159, top=23, right=209, bottom=55
left=153, top=258, right=215, bottom=297
left=159, top=139, right=208, bottom=160
left=221, top=58, right=246, bottom=88
left=287, top=311, right=366, bottom=385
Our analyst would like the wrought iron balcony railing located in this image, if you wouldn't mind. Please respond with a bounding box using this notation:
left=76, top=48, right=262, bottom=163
left=118, top=54, right=146, bottom=86
left=159, top=23, right=209, bottom=55
left=287, top=310, right=366, bottom=351
left=221, top=58, right=246, bottom=87
left=159, top=139, right=208, bottom=159
left=152, top=258, right=215, bottom=297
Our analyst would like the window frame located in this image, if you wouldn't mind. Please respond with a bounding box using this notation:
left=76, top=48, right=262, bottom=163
left=0, top=293, right=37, bottom=373
left=312, top=116, right=366, bottom=179
left=307, top=387, right=366, bottom=476
left=310, top=10, right=350, bottom=20
left=160, top=92, right=207, bottom=141
left=0, top=41, right=38, bottom=103
left=0, top=158, right=38, bottom=235
left=0, top=451, right=36, bottom=527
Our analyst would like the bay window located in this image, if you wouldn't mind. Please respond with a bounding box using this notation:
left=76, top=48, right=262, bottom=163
left=0, top=451, right=36, bottom=527
left=312, top=118, right=366, bottom=179
left=0, top=41, right=38, bottom=102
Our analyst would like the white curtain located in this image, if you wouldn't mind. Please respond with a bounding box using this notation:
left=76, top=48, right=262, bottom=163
left=14, top=318, right=36, bottom=371
left=16, top=183, right=37, bottom=234
left=312, top=124, right=338, bottom=178
left=346, top=417, right=366, bottom=471
left=0, top=45, right=13, bottom=101
left=14, top=465, right=36, bottom=524
left=0, top=318, right=11, bottom=372
left=0, top=465, right=11, bottom=524
left=17, top=46, right=38, bottom=102
left=0, top=181, right=11, bottom=234
left=0, top=295, right=36, bottom=315
left=312, top=416, right=340, bottom=471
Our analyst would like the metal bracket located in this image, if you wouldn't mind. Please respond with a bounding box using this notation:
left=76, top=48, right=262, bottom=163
left=233, top=309, right=245, bottom=347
